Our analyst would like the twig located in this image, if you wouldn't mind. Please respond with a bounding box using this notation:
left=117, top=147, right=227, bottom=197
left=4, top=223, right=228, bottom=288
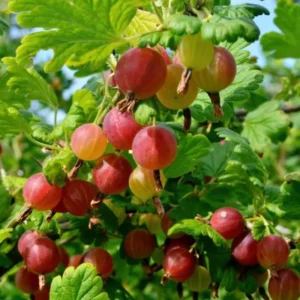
left=235, top=104, right=300, bottom=119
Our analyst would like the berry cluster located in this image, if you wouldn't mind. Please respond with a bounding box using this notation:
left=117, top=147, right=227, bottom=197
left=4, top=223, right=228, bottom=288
left=13, top=32, right=299, bottom=300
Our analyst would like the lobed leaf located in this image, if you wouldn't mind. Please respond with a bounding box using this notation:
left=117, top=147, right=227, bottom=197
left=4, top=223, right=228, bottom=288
left=261, top=0, right=300, bottom=58
left=50, top=263, right=109, bottom=300
left=2, top=57, right=58, bottom=109
left=0, top=102, right=31, bottom=138
left=242, top=101, right=291, bottom=153
left=215, top=4, right=270, bottom=19
left=168, top=219, right=228, bottom=247
left=8, top=0, right=142, bottom=74
left=164, top=134, right=211, bottom=178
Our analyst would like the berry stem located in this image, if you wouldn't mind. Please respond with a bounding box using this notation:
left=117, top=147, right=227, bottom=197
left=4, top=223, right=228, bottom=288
left=150, top=0, right=164, bottom=24
left=46, top=211, right=56, bottom=222
left=17, top=206, right=33, bottom=224
left=152, top=196, right=165, bottom=217
left=192, top=292, right=199, bottom=300
left=38, top=275, right=45, bottom=291
left=177, top=68, right=192, bottom=95
left=68, top=159, right=84, bottom=180
left=259, top=287, right=270, bottom=300
left=90, top=191, right=105, bottom=210
left=207, top=92, right=224, bottom=119
left=153, top=170, right=163, bottom=192
left=212, top=283, right=219, bottom=298
left=161, top=273, right=169, bottom=285
left=183, top=108, right=192, bottom=132
left=25, top=134, right=61, bottom=152
left=177, top=282, right=183, bottom=300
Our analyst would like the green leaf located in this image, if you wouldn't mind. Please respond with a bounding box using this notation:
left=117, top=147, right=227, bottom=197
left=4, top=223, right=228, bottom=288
left=237, top=272, right=258, bottom=295
left=169, top=198, right=211, bottom=221
left=43, top=149, right=77, bottom=187
left=125, top=9, right=159, bottom=38
left=261, top=0, right=300, bottom=58
left=133, top=98, right=167, bottom=125
left=138, top=30, right=181, bottom=50
left=168, top=219, right=227, bottom=247
left=252, top=219, right=268, bottom=241
left=201, top=236, right=231, bottom=270
left=198, top=142, right=236, bottom=178
left=276, top=173, right=300, bottom=220
left=105, top=278, right=134, bottom=300
left=8, top=0, right=141, bottom=74
left=50, top=263, right=109, bottom=300
left=0, top=102, right=31, bottom=138
left=31, top=122, right=53, bottom=143
left=165, top=15, right=201, bottom=36
left=164, top=134, right=211, bottom=178
left=0, top=18, right=9, bottom=35
left=242, top=101, right=291, bottom=153
left=51, top=104, right=85, bottom=140
left=0, top=67, right=29, bottom=108
left=2, top=57, right=58, bottom=109
left=2, top=176, right=27, bottom=195
left=215, top=4, right=270, bottom=19
left=0, top=185, right=12, bottom=223
left=201, top=14, right=260, bottom=43
left=72, top=89, right=98, bottom=123
left=220, top=266, right=238, bottom=292
left=0, top=228, right=13, bottom=244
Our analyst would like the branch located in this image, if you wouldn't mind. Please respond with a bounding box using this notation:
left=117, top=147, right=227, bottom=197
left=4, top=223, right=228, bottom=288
left=235, top=104, right=300, bottom=119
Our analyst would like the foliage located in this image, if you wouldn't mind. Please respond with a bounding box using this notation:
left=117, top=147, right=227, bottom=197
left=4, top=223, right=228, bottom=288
left=0, top=1, right=299, bottom=300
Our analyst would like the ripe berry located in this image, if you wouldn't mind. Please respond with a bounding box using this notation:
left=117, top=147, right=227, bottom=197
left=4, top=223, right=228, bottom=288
left=71, top=123, right=107, bottom=161
left=124, top=229, right=156, bottom=260
left=253, top=270, right=269, bottom=287
left=59, top=247, right=69, bottom=267
left=156, top=64, right=198, bottom=109
left=103, top=108, right=143, bottom=150
left=193, top=47, right=236, bottom=92
left=129, top=166, right=166, bottom=202
left=83, top=248, right=113, bottom=279
left=34, top=285, right=50, bottom=300
left=92, top=154, right=132, bottom=194
left=52, top=198, right=68, bottom=213
left=61, top=179, right=98, bottom=216
left=210, top=207, right=244, bottom=240
left=153, top=45, right=172, bottom=65
left=23, top=173, right=62, bottom=211
left=15, top=267, right=39, bottom=294
left=25, top=237, right=60, bottom=274
left=257, top=235, right=290, bottom=271
left=163, top=247, right=196, bottom=282
left=231, top=231, right=259, bottom=266
left=132, top=126, right=177, bottom=170
left=164, top=235, right=195, bottom=254
left=268, top=268, right=300, bottom=300
left=115, top=48, right=167, bottom=99
left=185, top=266, right=211, bottom=292
left=68, top=254, right=83, bottom=268
left=18, top=230, right=42, bottom=257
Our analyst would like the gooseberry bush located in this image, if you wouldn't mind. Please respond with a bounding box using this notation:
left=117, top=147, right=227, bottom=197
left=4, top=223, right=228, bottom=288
left=0, top=1, right=300, bottom=300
